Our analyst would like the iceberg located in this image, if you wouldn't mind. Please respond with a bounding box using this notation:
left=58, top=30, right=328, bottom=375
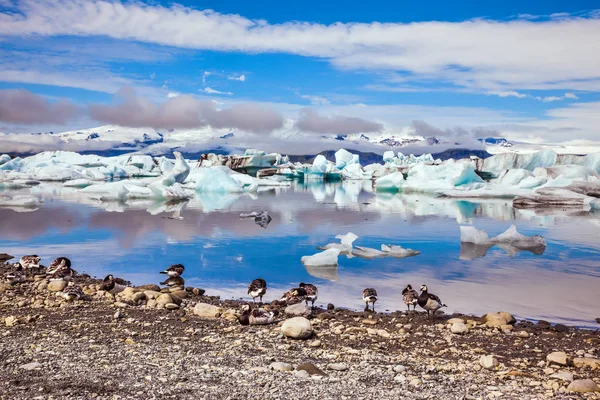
left=383, top=151, right=395, bottom=163
left=335, top=148, right=355, bottom=169
left=240, top=210, right=272, bottom=228
left=301, top=248, right=341, bottom=267
left=0, top=154, right=10, bottom=166
left=460, top=225, right=546, bottom=257
left=376, top=160, right=484, bottom=193
left=380, top=244, right=420, bottom=258
left=513, top=187, right=596, bottom=209
left=188, top=166, right=245, bottom=193
left=63, top=179, right=94, bottom=188
left=351, top=246, right=387, bottom=259
left=317, top=232, right=358, bottom=255
left=0, top=195, right=42, bottom=208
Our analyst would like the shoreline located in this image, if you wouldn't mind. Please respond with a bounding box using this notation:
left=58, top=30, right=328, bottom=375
left=1, top=263, right=600, bottom=399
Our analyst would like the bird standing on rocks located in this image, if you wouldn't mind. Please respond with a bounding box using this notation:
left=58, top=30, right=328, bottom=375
left=418, top=284, right=446, bottom=319
left=280, top=287, right=307, bottom=305
left=362, top=288, right=378, bottom=312
left=299, top=282, right=318, bottom=309
left=46, top=257, right=73, bottom=281
left=102, top=274, right=126, bottom=294
left=160, top=264, right=185, bottom=278
left=402, top=284, right=419, bottom=311
left=248, top=278, right=267, bottom=304
left=18, top=255, right=41, bottom=274
left=237, top=304, right=279, bottom=325
left=62, top=281, right=84, bottom=302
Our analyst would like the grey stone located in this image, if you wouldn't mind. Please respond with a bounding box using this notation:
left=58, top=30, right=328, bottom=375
left=284, top=303, right=310, bottom=317
left=479, top=355, right=498, bottom=370
left=546, top=352, right=569, bottom=366
left=567, top=379, right=600, bottom=393
left=20, top=362, right=42, bottom=371
left=327, top=363, right=348, bottom=371
left=281, top=317, right=313, bottom=339
left=193, top=303, right=222, bottom=319
left=48, top=280, right=67, bottom=292
left=450, top=322, right=468, bottom=334
left=270, top=362, right=293, bottom=372
left=550, top=371, right=573, bottom=382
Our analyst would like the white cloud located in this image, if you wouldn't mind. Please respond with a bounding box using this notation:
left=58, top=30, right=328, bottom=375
left=167, top=92, right=180, bottom=98
left=202, top=71, right=211, bottom=86
left=1, top=1, right=599, bottom=92
left=299, top=94, right=330, bottom=105
left=228, top=74, right=246, bottom=82
left=203, top=87, right=233, bottom=95
left=489, top=91, right=580, bottom=102
left=490, top=91, right=528, bottom=99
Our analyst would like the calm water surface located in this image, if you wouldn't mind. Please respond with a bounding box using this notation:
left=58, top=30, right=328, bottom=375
left=1, top=181, right=599, bottom=327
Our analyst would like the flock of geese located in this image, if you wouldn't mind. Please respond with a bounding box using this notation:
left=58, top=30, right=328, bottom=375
left=3, top=256, right=448, bottom=323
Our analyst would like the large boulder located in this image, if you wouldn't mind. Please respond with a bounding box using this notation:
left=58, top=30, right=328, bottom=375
left=567, top=379, right=600, bottom=393
left=281, top=317, right=313, bottom=339
left=547, top=352, right=569, bottom=366
left=193, top=303, right=222, bottom=319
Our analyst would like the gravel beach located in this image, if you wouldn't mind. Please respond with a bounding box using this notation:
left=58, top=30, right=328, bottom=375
left=1, top=262, right=599, bottom=400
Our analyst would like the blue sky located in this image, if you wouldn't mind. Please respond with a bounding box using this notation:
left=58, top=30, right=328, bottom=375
left=0, top=0, right=599, bottom=149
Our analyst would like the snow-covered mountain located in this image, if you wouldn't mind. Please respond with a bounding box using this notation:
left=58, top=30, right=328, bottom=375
left=6, top=124, right=570, bottom=159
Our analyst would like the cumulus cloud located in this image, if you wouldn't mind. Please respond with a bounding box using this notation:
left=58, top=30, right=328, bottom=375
left=88, top=87, right=283, bottom=133
left=0, top=89, right=78, bottom=125
left=1, top=1, right=599, bottom=92
left=295, top=109, right=383, bottom=135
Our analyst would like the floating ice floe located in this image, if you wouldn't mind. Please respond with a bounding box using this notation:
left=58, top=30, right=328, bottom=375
left=351, top=246, right=388, bottom=259
left=0, top=195, right=42, bottom=209
left=317, top=232, right=358, bottom=255
left=459, top=225, right=546, bottom=260
left=240, top=210, right=272, bottom=228
left=301, top=248, right=341, bottom=267
left=380, top=244, right=420, bottom=258
left=63, top=179, right=94, bottom=188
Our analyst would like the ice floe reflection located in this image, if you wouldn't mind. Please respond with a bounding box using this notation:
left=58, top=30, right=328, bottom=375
left=1, top=181, right=600, bottom=326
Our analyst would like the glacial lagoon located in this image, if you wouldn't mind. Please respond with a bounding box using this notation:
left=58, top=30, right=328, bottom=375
left=1, top=180, right=599, bottom=327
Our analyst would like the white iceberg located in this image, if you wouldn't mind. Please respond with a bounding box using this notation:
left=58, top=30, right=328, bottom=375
left=0, top=154, right=10, bottom=166
left=317, top=232, right=358, bottom=255
left=301, top=248, right=341, bottom=266
left=63, top=179, right=94, bottom=188
left=380, top=244, right=420, bottom=258
left=351, top=246, right=387, bottom=259
left=0, top=195, right=42, bottom=208
left=188, top=166, right=245, bottom=193
left=460, top=225, right=546, bottom=253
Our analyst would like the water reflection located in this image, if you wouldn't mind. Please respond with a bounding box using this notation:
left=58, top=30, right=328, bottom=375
left=1, top=181, right=600, bottom=326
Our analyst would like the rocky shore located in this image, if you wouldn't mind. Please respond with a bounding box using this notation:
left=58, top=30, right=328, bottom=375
left=1, top=263, right=599, bottom=399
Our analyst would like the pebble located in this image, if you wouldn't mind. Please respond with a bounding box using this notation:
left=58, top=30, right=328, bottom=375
left=113, top=310, right=123, bottom=319
left=47, top=280, right=67, bottom=292
left=479, top=355, right=498, bottom=370
left=270, top=362, right=293, bottom=372
left=546, top=352, right=569, bottom=366
left=517, top=331, right=530, bottom=338
left=294, top=369, right=311, bottom=379
left=20, top=362, right=42, bottom=371
left=164, top=303, right=179, bottom=310
left=450, top=322, right=468, bottom=334
left=4, top=315, right=18, bottom=327
left=114, top=302, right=129, bottom=308
left=567, top=379, right=600, bottom=393
left=394, top=374, right=407, bottom=383
left=550, top=371, right=573, bottom=382
left=327, top=363, right=348, bottom=371
left=393, top=365, right=407, bottom=373
left=309, top=340, right=322, bottom=347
